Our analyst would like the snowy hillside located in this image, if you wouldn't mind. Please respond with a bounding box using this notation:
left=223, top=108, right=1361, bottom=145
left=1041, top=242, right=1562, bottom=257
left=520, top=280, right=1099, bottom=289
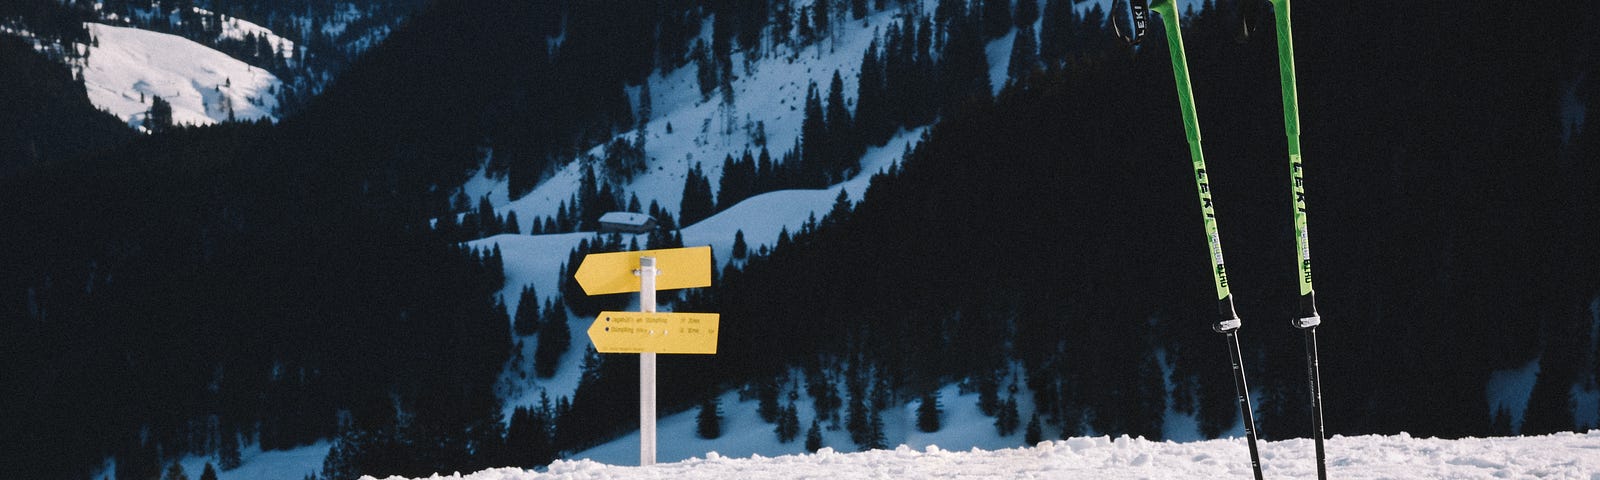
left=368, top=431, right=1600, bottom=480
left=79, top=22, right=281, bottom=129
left=472, top=3, right=931, bottom=420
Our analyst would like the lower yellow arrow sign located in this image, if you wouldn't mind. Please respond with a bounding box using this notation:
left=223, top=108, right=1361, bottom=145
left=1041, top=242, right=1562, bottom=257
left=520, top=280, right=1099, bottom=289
left=588, top=311, right=720, bottom=354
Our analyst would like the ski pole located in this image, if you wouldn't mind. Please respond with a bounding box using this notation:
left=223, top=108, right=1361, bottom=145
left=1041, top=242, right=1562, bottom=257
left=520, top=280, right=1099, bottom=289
left=1258, top=0, right=1327, bottom=477
left=1142, top=0, right=1266, bottom=477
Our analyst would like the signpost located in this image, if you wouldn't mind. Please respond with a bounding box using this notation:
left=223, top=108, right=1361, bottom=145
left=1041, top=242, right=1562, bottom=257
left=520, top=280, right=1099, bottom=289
left=573, top=246, right=716, bottom=466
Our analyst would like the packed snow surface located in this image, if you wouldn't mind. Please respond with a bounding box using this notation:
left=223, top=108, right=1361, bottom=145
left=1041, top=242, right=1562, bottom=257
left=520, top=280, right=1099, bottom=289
left=365, top=431, right=1600, bottom=480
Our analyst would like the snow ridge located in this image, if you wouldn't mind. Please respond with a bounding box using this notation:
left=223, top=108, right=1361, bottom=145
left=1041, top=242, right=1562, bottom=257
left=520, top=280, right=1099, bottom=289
left=366, top=431, right=1600, bottom=480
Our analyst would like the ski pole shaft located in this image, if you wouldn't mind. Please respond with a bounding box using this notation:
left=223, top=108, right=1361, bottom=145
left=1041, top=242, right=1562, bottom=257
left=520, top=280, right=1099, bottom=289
left=1303, top=324, right=1326, bottom=480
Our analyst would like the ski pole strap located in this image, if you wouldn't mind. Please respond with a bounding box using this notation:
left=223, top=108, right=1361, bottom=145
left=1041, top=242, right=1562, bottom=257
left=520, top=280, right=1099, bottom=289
left=1113, top=0, right=1150, bottom=45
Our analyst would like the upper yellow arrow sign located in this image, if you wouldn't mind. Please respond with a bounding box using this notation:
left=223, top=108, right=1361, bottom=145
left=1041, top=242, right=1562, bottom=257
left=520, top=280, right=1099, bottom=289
left=588, top=311, right=720, bottom=354
left=573, top=246, right=712, bottom=296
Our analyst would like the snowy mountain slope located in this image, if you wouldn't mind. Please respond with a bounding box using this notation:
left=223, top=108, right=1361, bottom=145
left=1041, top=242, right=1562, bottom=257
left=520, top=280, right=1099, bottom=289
left=79, top=22, right=281, bottom=129
left=372, top=431, right=1600, bottom=480
left=466, top=4, right=937, bottom=422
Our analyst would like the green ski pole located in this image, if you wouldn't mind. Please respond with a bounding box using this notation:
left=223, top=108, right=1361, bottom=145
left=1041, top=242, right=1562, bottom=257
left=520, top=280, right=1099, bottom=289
left=1134, top=1, right=1266, bottom=478
left=1256, top=0, right=1328, bottom=477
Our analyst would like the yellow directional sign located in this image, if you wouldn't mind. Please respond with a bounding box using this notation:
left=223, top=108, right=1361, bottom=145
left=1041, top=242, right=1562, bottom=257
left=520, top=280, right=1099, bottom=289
left=573, top=246, right=712, bottom=296
left=587, top=311, right=720, bottom=354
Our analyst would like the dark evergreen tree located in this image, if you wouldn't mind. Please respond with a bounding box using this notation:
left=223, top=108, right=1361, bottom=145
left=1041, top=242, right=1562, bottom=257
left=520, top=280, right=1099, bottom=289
left=199, top=463, right=218, bottom=480
left=996, top=396, right=1020, bottom=436
left=534, top=298, right=570, bottom=378
left=1016, top=0, right=1040, bottom=27
left=939, top=11, right=993, bottom=110
left=1025, top=412, right=1042, bottom=444
left=982, top=0, right=1013, bottom=39
left=1489, top=406, right=1514, bottom=436
left=916, top=391, right=942, bottom=432
left=504, top=210, right=521, bottom=234
left=824, top=70, right=858, bottom=180
left=805, top=418, right=823, bottom=452
left=696, top=396, right=722, bottom=439
left=813, top=0, right=831, bottom=42
left=855, top=36, right=891, bottom=145
left=636, top=80, right=652, bottom=129
left=162, top=462, right=189, bottom=480
left=800, top=81, right=827, bottom=183
left=693, top=39, right=717, bottom=101
left=796, top=6, right=814, bottom=45
left=776, top=401, right=801, bottom=443
left=866, top=408, right=887, bottom=450
left=1038, top=0, right=1075, bottom=66
left=1006, top=25, right=1039, bottom=85
left=679, top=162, right=715, bottom=226
left=825, top=189, right=853, bottom=227
left=717, top=151, right=756, bottom=211
left=772, top=1, right=793, bottom=48
left=852, top=0, right=869, bottom=20
left=145, top=95, right=174, bottom=132
left=505, top=393, right=557, bottom=468
left=978, top=374, right=1001, bottom=416
left=758, top=376, right=782, bottom=423
left=514, top=285, right=540, bottom=336
left=218, top=428, right=241, bottom=470
left=732, top=230, right=748, bottom=260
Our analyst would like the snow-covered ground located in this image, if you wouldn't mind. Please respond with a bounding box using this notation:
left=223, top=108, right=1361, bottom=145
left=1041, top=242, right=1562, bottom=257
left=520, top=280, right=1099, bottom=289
left=367, top=431, right=1600, bottom=480
left=79, top=22, right=281, bottom=129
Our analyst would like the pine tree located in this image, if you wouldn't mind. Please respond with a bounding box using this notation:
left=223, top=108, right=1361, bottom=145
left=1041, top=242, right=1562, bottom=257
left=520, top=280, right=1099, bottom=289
left=514, top=285, right=540, bottom=336
left=824, top=70, right=856, bottom=180
left=145, top=95, right=174, bottom=132
left=1025, top=412, right=1043, bottom=444
left=680, top=162, right=715, bottom=226
left=995, top=396, right=1020, bottom=436
left=805, top=418, right=823, bottom=452
left=813, top=0, right=831, bottom=41
left=867, top=408, right=887, bottom=450
left=478, top=196, right=500, bottom=236
left=978, top=374, right=1001, bottom=416
left=162, top=462, right=189, bottom=480
left=1490, top=406, right=1514, bottom=436
left=846, top=392, right=871, bottom=447
left=982, top=0, right=1013, bottom=39
left=1016, top=0, right=1040, bottom=27
left=218, top=428, right=241, bottom=470
left=825, top=190, right=853, bottom=227
left=758, top=377, right=782, bottom=423
left=1038, top=0, right=1074, bottom=66
left=1006, top=25, right=1039, bottom=85
left=856, top=36, right=891, bottom=146
left=693, top=39, right=717, bottom=101
left=199, top=463, right=218, bottom=480
left=916, top=391, right=942, bottom=432
left=534, top=298, right=570, bottom=377
left=732, top=230, right=748, bottom=260
left=776, top=401, right=801, bottom=443
left=800, top=81, right=827, bottom=184
left=696, top=396, right=722, bottom=439
left=504, top=210, right=521, bottom=234
left=637, top=80, right=652, bottom=129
